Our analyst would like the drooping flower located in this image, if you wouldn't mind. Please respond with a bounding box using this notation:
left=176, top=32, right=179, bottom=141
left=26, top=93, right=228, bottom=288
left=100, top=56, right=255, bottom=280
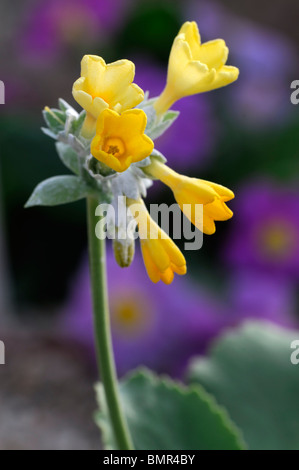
left=147, top=158, right=234, bottom=235
left=90, top=108, right=154, bottom=172
left=73, top=55, right=144, bottom=137
left=154, top=21, right=239, bottom=116
left=128, top=199, right=187, bottom=284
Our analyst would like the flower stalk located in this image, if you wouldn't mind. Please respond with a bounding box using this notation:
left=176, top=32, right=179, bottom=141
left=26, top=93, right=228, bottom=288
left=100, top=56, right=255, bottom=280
left=87, top=196, right=134, bottom=450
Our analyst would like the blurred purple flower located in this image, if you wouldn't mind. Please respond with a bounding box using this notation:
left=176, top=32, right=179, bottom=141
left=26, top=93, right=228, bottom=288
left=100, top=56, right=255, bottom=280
left=60, top=248, right=229, bottom=378
left=60, top=241, right=298, bottom=378
left=134, top=60, right=217, bottom=172
left=224, top=181, right=299, bottom=279
left=188, top=0, right=298, bottom=128
left=227, top=270, right=297, bottom=329
left=18, top=0, right=132, bottom=64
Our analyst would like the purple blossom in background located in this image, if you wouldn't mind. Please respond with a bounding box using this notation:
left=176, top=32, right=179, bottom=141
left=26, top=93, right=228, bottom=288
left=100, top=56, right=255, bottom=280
left=134, top=60, right=217, bottom=172
left=227, top=270, right=297, bottom=329
left=60, top=244, right=297, bottom=378
left=188, top=0, right=298, bottom=128
left=60, top=248, right=229, bottom=378
left=18, top=0, right=132, bottom=64
left=224, top=181, right=299, bottom=280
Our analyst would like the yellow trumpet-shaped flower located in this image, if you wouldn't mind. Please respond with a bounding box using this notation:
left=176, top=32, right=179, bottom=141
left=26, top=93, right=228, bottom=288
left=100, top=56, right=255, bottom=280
left=154, top=21, right=239, bottom=116
left=73, top=55, right=144, bottom=138
left=91, top=109, right=154, bottom=173
left=148, top=159, right=234, bottom=235
left=128, top=199, right=187, bottom=284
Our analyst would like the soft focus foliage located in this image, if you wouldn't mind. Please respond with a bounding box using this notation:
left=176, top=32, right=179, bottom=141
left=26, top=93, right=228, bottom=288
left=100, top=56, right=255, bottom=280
left=189, top=322, right=299, bottom=450
left=96, top=369, right=245, bottom=450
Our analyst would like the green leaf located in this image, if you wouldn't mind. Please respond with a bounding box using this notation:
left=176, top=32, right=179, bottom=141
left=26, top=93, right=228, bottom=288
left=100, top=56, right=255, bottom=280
left=188, top=321, right=299, bottom=450
left=43, top=108, right=66, bottom=135
left=163, top=110, right=180, bottom=123
left=41, top=127, right=57, bottom=140
left=138, top=96, right=179, bottom=141
left=55, top=142, right=80, bottom=175
left=58, top=98, right=74, bottom=113
left=70, top=110, right=86, bottom=136
left=147, top=110, right=179, bottom=140
left=143, top=104, right=157, bottom=132
left=25, top=175, right=91, bottom=207
left=95, top=369, right=245, bottom=450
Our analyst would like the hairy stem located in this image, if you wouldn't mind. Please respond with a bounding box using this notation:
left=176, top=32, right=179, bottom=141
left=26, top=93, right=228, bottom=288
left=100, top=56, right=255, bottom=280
left=87, top=197, right=134, bottom=450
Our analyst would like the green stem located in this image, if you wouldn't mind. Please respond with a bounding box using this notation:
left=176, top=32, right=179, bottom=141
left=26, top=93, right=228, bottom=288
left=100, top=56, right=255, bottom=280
left=87, top=197, right=134, bottom=450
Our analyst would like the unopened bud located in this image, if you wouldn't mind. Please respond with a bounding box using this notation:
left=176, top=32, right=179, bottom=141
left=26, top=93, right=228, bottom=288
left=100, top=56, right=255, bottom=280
left=113, top=239, right=135, bottom=268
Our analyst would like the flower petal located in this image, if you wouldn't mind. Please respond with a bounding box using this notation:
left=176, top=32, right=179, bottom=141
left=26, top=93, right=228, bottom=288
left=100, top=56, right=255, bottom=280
left=182, top=61, right=215, bottom=96
left=73, top=55, right=145, bottom=117
left=211, top=65, right=239, bottom=91
left=202, top=216, right=216, bottom=235
left=101, top=59, right=136, bottom=106
left=73, top=83, right=108, bottom=118
left=116, top=83, right=145, bottom=113
left=141, top=243, right=160, bottom=283
left=145, top=238, right=170, bottom=273
left=202, top=181, right=235, bottom=201
left=80, top=55, right=106, bottom=96
left=117, top=109, right=148, bottom=139
left=175, top=177, right=217, bottom=205
left=198, top=39, right=229, bottom=70
left=161, top=238, right=186, bottom=268
left=168, top=37, right=193, bottom=76
left=125, top=134, right=154, bottom=163
left=172, top=263, right=187, bottom=276
left=91, top=109, right=153, bottom=172
left=160, top=267, right=174, bottom=285
left=205, top=199, right=233, bottom=221
left=179, top=21, right=201, bottom=57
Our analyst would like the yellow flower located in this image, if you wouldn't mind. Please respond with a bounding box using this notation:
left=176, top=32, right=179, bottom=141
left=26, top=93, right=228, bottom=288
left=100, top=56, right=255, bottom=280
left=147, top=159, right=234, bottom=235
left=73, top=55, right=144, bottom=138
left=90, top=108, right=154, bottom=173
left=128, top=199, right=187, bottom=284
left=154, top=21, right=239, bottom=115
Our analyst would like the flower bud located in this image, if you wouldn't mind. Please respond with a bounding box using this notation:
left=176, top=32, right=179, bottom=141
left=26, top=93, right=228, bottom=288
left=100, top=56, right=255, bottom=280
left=113, top=239, right=135, bottom=268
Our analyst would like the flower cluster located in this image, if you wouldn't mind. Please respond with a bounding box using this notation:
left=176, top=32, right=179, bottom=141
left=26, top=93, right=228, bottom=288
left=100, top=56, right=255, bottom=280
left=29, top=21, right=238, bottom=284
